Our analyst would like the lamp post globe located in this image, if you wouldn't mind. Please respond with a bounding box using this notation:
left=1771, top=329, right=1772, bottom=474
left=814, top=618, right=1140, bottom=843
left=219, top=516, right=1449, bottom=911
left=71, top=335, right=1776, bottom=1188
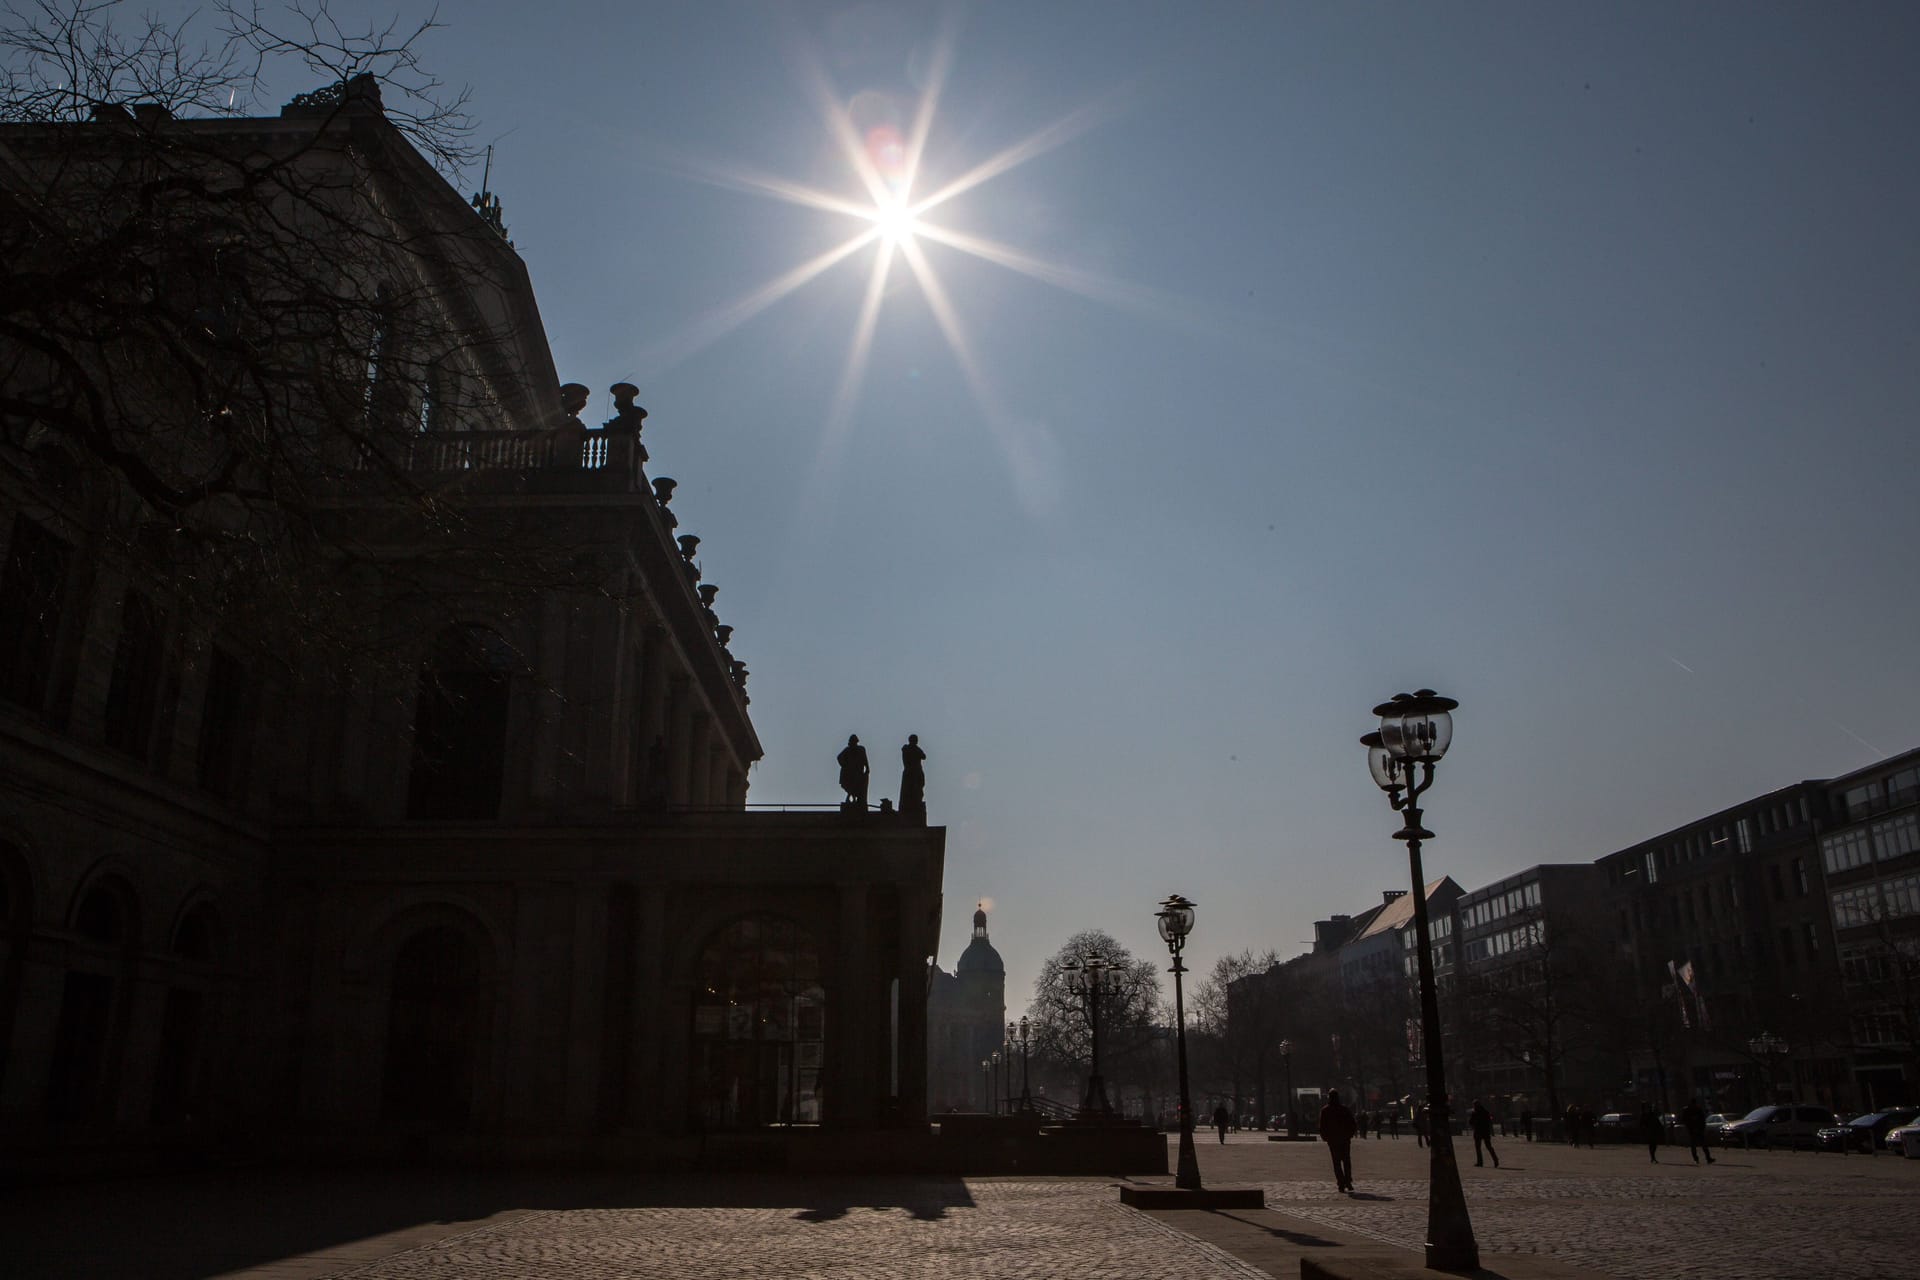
left=1157, top=893, right=1203, bottom=1191
left=1360, top=688, right=1477, bottom=1272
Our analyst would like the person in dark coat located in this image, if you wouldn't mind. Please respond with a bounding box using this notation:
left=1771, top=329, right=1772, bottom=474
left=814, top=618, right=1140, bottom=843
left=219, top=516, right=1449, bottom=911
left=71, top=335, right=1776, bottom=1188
left=1470, top=1099, right=1500, bottom=1167
left=1680, top=1100, right=1715, bottom=1164
left=1321, top=1088, right=1359, bottom=1193
left=1212, top=1103, right=1231, bottom=1145
left=1520, top=1107, right=1534, bottom=1142
left=1640, top=1103, right=1663, bottom=1163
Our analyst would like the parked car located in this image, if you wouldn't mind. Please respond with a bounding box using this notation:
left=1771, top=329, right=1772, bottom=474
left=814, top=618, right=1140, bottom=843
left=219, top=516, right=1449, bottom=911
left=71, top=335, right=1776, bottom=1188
left=1595, top=1111, right=1637, bottom=1140
left=1720, top=1104, right=1837, bottom=1149
left=1703, top=1113, right=1740, bottom=1146
left=1885, top=1118, right=1920, bottom=1158
left=1816, top=1107, right=1918, bottom=1153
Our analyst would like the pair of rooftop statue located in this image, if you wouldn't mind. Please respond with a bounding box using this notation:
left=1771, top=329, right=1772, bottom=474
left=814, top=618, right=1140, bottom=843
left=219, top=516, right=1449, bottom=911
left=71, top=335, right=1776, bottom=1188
left=839, top=734, right=927, bottom=816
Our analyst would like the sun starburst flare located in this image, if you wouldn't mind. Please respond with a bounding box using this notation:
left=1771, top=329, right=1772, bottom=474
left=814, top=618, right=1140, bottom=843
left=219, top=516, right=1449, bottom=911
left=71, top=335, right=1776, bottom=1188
left=635, top=26, right=1141, bottom=518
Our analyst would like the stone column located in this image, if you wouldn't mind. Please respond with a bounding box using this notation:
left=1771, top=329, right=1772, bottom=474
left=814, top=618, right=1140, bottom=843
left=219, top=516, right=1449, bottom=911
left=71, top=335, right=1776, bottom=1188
left=687, top=712, right=711, bottom=806
left=634, top=887, right=669, bottom=1133
left=564, top=883, right=608, bottom=1131
left=666, top=677, right=692, bottom=807
left=835, top=883, right=874, bottom=1128
left=634, top=627, right=669, bottom=805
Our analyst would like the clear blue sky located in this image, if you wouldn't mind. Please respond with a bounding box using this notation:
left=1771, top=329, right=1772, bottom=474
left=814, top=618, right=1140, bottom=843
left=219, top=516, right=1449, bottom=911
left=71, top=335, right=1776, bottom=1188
left=170, top=1, right=1920, bottom=1006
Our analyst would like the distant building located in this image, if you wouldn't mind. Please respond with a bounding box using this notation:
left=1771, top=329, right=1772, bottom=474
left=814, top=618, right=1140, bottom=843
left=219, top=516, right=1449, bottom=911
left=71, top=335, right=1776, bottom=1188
left=926, top=904, right=1005, bottom=1111
left=1598, top=781, right=1845, bottom=1112
left=1819, top=748, right=1920, bottom=1107
left=1447, top=864, right=1615, bottom=1120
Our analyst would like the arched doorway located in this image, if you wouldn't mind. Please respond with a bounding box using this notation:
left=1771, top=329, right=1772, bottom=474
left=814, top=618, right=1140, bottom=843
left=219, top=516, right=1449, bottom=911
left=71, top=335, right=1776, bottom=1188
left=690, top=916, right=825, bottom=1129
left=382, top=924, right=488, bottom=1131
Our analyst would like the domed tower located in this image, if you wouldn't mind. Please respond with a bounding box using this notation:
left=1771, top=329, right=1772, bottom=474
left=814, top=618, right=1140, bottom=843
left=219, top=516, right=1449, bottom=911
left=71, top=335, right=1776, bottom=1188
left=956, top=903, right=1004, bottom=981
left=926, top=902, right=1009, bottom=1111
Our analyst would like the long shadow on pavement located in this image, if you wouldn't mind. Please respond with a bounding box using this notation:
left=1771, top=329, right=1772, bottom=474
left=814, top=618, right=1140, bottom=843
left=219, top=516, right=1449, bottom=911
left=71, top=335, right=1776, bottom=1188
left=0, top=1165, right=978, bottom=1279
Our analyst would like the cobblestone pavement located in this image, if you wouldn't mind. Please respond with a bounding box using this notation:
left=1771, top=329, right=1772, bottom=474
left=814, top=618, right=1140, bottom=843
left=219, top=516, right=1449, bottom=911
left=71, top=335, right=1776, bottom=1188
left=327, top=1180, right=1268, bottom=1280
left=1193, top=1132, right=1920, bottom=1280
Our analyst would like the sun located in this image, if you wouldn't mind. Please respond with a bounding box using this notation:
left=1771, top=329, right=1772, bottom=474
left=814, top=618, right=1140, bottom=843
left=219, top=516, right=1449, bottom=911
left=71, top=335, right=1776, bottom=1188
left=868, top=195, right=920, bottom=246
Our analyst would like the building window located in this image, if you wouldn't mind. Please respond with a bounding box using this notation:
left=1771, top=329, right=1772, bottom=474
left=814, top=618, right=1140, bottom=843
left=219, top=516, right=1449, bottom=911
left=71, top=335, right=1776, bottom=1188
left=1823, top=828, right=1874, bottom=875
left=407, top=625, right=516, bottom=820
left=1792, top=857, right=1809, bottom=897
left=102, top=590, right=168, bottom=759
left=196, top=646, right=249, bottom=798
left=0, top=516, right=74, bottom=711
left=1803, top=922, right=1820, bottom=959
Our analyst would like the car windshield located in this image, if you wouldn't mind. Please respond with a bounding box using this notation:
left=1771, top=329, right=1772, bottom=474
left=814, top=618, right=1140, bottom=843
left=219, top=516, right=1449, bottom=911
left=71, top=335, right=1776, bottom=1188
left=1737, top=1107, right=1776, bottom=1122
left=1847, top=1113, right=1886, bottom=1127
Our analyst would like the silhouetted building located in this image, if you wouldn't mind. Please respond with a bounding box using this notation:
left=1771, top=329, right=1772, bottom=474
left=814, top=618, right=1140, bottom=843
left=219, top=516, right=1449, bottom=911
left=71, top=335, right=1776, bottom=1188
left=0, top=84, right=944, bottom=1164
left=926, top=904, right=1005, bottom=1111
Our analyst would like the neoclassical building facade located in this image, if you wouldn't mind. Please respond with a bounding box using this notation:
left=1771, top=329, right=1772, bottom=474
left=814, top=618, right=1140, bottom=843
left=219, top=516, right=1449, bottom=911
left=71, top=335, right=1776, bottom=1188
left=0, top=82, right=944, bottom=1164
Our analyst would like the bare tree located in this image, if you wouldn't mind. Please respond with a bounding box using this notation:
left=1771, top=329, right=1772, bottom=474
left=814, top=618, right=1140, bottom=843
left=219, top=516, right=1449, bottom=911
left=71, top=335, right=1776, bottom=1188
left=1024, top=929, right=1164, bottom=1116
left=1192, top=948, right=1280, bottom=1124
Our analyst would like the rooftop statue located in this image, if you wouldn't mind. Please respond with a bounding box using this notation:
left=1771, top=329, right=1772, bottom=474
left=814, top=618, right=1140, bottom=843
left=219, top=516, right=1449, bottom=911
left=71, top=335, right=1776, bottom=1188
left=900, top=734, right=927, bottom=818
left=838, top=735, right=870, bottom=809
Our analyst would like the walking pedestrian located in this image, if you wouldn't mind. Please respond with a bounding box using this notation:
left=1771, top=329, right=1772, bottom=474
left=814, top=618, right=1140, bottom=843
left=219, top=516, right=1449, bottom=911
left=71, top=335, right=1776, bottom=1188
left=1415, top=1101, right=1428, bottom=1148
left=1640, top=1103, right=1662, bottom=1163
left=1321, top=1088, right=1358, bottom=1193
left=1565, top=1103, right=1580, bottom=1146
left=1470, top=1099, right=1500, bottom=1168
left=1212, top=1102, right=1230, bottom=1145
left=1521, top=1108, right=1534, bottom=1142
left=1389, top=1112, right=1400, bottom=1139
left=1680, top=1100, right=1716, bottom=1164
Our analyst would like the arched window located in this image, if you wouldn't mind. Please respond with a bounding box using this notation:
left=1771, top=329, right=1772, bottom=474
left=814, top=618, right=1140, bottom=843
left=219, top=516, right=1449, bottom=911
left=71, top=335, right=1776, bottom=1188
left=382, top=924, right=487, bottom=1131
left=47, top=877, right=138, bottom=1123
left=151, top=901, right=222, bottom=1126
left=690, top=916, right=825, bottom=1129
left=406, top=625, right=516, bottom=819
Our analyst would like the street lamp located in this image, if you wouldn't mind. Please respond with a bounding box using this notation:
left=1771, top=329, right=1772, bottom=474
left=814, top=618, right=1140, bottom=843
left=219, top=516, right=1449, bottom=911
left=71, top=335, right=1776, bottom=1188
left=1016, top=1015, right=1033, bottom=1111
left=1066, top=954, right=1116, bottom=1117
left=1157, top=893, right=1203, bottom=1191
left=1747, top=1032, right=1788, bottom=1104
left=1361, top=688, right=1478, bottom=1273
left=991, top=1050, right=1003, bottom=1116
left=1278, top=1038, right=1295, bottom=1134
left=981, top=1058, right=992, bottom=1114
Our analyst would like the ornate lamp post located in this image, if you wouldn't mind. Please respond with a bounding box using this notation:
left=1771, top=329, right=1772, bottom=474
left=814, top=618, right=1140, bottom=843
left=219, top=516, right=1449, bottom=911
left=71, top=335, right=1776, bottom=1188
left=1066, top=954, right=1115, bottom=1117
left=1278, top=1038, right=1295, bottom=1134
left=1017, top=1015, right=1033, bottom=1111
left=981, top=1058, right=993, bottom=1114
left=1157, top=893, right=1203, bottom=1190
left=1361, top=689, right=1478, bottom=1272
left=1747, top=1032, right=1788, bottom=1103
left=991, top=1050, right=1004, bottom=1115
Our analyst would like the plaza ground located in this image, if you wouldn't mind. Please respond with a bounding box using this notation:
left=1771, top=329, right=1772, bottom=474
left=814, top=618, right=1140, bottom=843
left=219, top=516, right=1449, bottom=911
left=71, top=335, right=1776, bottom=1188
left=3, top=1132, right=1915, bottom=1279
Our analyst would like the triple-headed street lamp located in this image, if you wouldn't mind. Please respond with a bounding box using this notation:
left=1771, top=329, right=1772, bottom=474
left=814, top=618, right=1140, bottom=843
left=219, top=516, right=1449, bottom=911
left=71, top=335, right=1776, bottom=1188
left=1361, top=689, right=1478, bottom=1273
left=1156, top=893, right=1203, bottom=1191
left=1064, top=953, right=1115, bottom=1117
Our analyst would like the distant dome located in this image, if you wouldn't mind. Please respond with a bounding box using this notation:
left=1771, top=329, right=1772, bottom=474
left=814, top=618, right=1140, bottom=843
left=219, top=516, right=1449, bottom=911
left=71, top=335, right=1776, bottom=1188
left=957, top=935, right=1004, bottom=975
left=957, top=902, right=1003, bottom=975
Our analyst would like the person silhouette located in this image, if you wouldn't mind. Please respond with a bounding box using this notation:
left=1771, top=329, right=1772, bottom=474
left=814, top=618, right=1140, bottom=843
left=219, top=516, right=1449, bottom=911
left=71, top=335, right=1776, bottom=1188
left=837, top=735, right=869, bottom=808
